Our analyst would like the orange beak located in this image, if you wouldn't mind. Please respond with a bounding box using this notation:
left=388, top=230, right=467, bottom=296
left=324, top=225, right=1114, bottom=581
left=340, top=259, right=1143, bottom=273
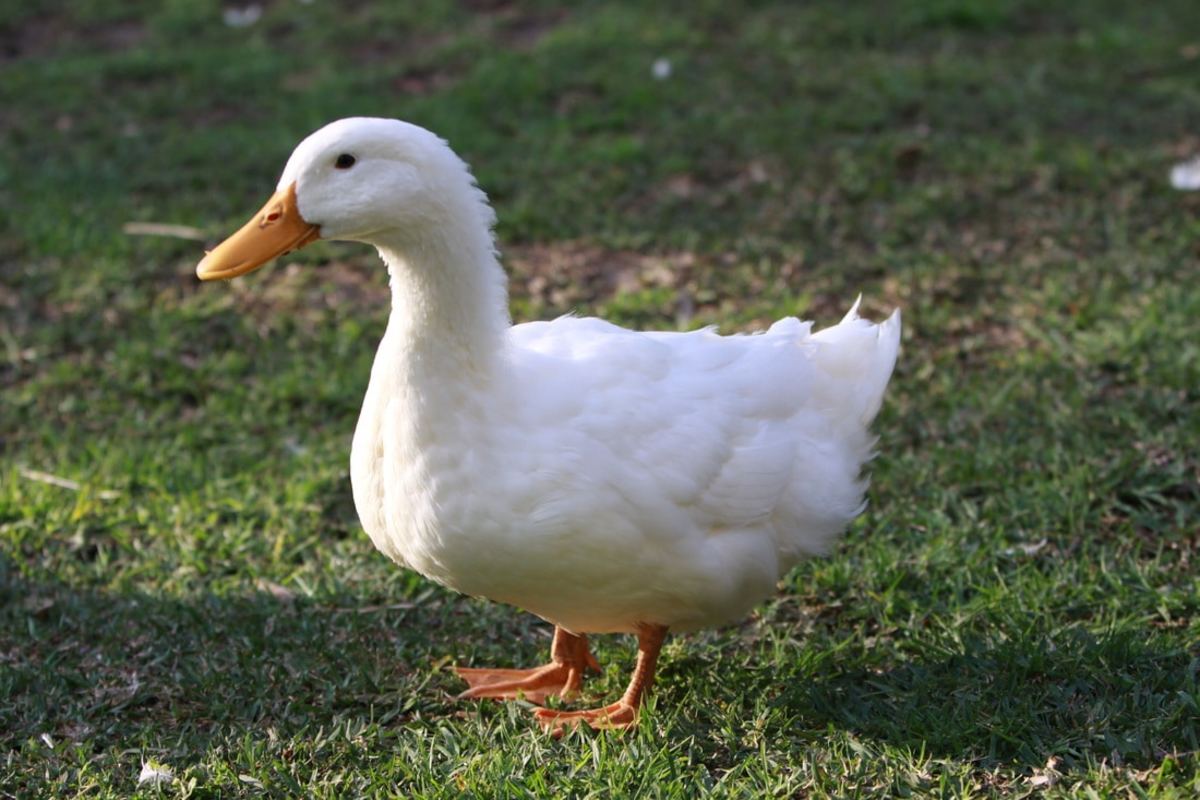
left=196, top=182, right=321, bottom=280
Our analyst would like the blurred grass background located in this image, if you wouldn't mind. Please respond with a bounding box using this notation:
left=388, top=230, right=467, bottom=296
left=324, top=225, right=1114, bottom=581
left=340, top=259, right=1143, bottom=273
left=2, top=1, right=1199, bottom=796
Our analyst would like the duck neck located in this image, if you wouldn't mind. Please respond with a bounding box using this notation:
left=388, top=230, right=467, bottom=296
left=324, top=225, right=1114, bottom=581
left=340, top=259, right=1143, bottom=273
left=372, top=221, right=510, bottom=385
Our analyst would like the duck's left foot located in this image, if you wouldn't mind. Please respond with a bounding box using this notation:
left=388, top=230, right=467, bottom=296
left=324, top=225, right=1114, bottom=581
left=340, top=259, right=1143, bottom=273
left=533, top=700, right=638, bottom=735
left=455, top=627, right=599, bottom=704
left=532, top=623, right=668, bottom=737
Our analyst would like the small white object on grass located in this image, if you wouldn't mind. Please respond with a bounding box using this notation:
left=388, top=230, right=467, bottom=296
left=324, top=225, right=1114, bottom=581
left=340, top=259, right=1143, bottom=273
left=1003, top=538, right=1048, bottom=557
left=1169, top=156, right=1200, bottom=191
left=138, top=762, right=174, bottom=788
left=652, top=58, right=672, bottom=80
left=222, top=4, right=262, bottom=28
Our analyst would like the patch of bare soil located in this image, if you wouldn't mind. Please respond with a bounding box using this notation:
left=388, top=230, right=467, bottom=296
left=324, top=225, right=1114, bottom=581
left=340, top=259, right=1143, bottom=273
left=504, top=241, right=691, bottom=310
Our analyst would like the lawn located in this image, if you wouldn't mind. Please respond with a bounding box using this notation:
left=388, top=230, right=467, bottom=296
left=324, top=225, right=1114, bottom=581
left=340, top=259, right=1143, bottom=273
left=2, top=0, right=1199, bottom=796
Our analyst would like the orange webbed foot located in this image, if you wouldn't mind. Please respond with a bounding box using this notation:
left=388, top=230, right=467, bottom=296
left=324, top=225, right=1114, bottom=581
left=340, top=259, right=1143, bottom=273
left=533, top=700, right=639, bottom=736
left=455, top=662, right=585, bottom=704
left=533, top=623, right=668, bottom=737
left=455, top=627, right=599, bottom=704
left=457, top=623, right=669, bottom=736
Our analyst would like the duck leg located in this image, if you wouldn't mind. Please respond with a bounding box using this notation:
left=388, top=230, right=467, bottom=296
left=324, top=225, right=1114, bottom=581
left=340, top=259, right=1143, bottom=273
left=455, top=626, right=600, bottom=704
left=533, top=623, right=668, bottom=735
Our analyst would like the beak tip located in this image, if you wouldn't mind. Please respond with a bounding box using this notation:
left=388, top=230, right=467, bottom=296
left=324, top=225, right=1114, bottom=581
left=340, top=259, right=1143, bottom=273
left=195, top=258, right=214, bottom=281
left=195, top=253, right=236, bottom=281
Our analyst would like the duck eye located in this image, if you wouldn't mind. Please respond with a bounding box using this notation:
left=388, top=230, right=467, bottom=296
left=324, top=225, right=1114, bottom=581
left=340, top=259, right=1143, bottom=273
left=334, top=153, right=357, bottom=169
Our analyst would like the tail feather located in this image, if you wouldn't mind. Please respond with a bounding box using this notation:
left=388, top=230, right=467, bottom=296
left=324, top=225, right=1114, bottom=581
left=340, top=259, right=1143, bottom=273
left=810, top=301, right=902, bottom=427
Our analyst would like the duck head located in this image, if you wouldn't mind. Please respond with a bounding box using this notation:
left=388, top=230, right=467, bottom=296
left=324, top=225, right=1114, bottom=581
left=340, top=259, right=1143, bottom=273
left=196, top=117, right=485, bottom=280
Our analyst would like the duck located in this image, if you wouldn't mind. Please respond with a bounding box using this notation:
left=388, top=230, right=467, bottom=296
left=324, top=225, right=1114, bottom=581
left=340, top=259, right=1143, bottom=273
left=196, top=117, right=901, bottom=734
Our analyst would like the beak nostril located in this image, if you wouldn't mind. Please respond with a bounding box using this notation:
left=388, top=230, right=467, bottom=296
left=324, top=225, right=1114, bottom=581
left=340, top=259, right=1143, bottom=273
left=265, top=211, right=282, bottom=222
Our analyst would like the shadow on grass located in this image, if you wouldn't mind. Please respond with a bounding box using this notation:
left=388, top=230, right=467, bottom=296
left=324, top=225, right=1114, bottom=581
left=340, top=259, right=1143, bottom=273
left=772, top=627, right=1198, bottom=773
left=0, top=560, right=475, bottom=753
left=5, top=548, right=1196, bottom=778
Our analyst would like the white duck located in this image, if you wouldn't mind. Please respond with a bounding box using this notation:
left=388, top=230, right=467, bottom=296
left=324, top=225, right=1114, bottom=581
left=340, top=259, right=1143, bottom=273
left=197, top=117, right=901, bottom=733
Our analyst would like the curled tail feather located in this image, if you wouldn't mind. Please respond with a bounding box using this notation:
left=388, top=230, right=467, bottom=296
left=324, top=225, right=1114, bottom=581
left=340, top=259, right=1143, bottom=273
left=810, top=298, right=902, bottom=429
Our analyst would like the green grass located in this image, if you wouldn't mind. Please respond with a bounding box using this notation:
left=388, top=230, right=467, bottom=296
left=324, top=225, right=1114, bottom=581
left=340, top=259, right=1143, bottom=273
left=3, top=0, right=1199, bottom=796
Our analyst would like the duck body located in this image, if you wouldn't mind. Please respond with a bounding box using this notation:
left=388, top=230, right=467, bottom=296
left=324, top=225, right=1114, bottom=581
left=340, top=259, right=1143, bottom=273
left=197, top=117, right=901, bottom=731
left=352, top=303, right=899, bottom=635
